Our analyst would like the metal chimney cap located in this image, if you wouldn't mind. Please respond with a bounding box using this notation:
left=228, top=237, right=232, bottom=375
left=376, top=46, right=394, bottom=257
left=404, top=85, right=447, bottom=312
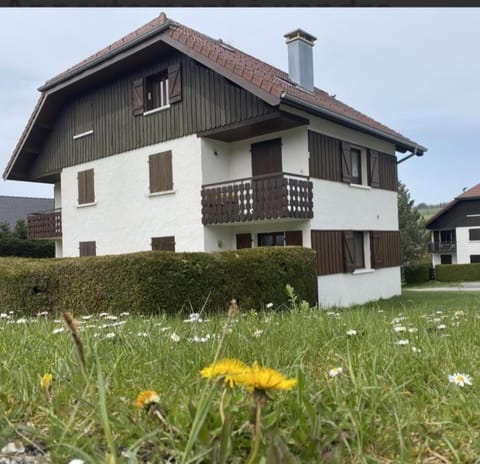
left=284, top=29, right=317, bottom=45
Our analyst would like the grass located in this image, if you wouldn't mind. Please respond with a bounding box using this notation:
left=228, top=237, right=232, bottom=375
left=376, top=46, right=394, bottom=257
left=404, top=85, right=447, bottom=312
left=2, top=290, right=480, bottom=462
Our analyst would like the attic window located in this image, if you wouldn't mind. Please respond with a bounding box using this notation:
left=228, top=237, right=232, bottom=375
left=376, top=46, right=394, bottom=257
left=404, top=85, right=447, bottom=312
left=132, top=63, right=182, bottom=116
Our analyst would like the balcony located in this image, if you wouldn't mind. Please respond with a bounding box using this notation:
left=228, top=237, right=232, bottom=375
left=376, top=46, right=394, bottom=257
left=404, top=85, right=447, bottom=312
left=201, top=172, right=313, bottom=225
left=428, top=241, right=456, bottom=253
left=27, top=209, right=62, bottom=240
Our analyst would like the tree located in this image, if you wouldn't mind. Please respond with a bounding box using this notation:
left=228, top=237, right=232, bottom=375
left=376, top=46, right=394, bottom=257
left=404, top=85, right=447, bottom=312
left=13, top=219, right=28, bottom=240
left=398, top=181, right=430, bottom=266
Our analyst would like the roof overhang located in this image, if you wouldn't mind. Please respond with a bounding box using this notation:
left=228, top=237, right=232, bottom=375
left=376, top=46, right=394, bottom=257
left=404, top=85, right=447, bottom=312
left=279, top=92, right=427, bottom=156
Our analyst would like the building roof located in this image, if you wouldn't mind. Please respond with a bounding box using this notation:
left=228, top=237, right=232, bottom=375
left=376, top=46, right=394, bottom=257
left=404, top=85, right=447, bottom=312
left=0, top=196, right=54, bottom=229
left=425, top=183, right=480, bottom=228
left=4, top=12, right=427, bottom=182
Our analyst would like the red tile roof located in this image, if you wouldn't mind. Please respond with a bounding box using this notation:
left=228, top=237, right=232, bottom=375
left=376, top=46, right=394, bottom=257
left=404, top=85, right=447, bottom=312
left=457, top=183, right=480, bottom=199
left=42, top=12, right=423, bottom=151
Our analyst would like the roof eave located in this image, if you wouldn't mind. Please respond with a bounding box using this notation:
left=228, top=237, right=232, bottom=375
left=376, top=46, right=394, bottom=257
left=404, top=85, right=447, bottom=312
left=280, top=92, right=427, bottom=156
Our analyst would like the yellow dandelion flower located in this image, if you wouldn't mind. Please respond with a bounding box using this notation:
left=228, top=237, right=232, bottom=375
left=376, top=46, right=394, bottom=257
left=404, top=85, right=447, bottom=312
left=200, top=358, right=247, bottom=388
left=135, top=390, right=160, bottom=409
left=236, top=362, right=297, bottom=392
left=40, top=373, right=53, bottom=391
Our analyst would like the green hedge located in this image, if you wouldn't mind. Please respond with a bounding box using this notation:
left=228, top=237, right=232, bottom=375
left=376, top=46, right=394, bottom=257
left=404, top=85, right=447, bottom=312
left=0, top=247, right=317, bottom=315
left=435, top=263, right=480, bottom=282
left=403, top=264, right=431, bottom=284
left=0, top=238, right=55, bottom=258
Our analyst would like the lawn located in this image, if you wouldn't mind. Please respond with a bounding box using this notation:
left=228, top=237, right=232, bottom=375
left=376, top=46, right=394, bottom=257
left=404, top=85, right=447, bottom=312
left=2, top=289, right=480, bottom=463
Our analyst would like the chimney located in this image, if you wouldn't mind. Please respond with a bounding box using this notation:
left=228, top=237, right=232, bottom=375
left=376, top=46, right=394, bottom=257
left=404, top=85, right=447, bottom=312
left=284, top=29, right=317, bottom=92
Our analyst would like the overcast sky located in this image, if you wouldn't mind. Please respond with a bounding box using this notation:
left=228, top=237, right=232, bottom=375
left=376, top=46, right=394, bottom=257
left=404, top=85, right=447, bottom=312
left=1, top=8, right=479, bottom=205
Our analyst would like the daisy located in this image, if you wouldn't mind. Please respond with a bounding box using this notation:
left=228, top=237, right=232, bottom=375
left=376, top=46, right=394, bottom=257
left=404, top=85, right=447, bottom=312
left=395, top=339, right=409, bottom=345
left=170, top=333, right=180, bottom=342
left=448, top=373, right=472, bottom=387
left=328, top=367, right=343, bottom=378
left=105, top=332, right=115, bottom=339
left=393, top=326, right=406, bottom=332
left=346, top=329, right=357, bottom=336
left=266, top=303, right=274, bottom=309
left=52, top=327, right=64, bottom=334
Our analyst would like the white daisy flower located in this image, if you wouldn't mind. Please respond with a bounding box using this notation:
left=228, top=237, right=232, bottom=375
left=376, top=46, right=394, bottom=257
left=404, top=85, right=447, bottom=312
left=346, top=329, right=357, bottom=336
left=170, top=333, right=180, bottom=343
left=266, top=302, right=274, bottom=309
left=105, top=332, right=115, bottom=339
left=137, top=332, right=148, bottom=337
left=448, top=373, right=472, bottom=387
left=119, top=312, right=130, bottom=317
left=411, top=347, right=422, bottom=353
left=437, top=324, right=447, bottom=330
left=253, top=329, right=263, bottom=338
left=52, top=327, right=64, bottom=334
left=184, top=313, right=202, bottom=323
left=395, top=339, right=409, bottom=345
left=81, top=315, right=93, bottom=320
left=408, top=328, right=418, bottom=333
left=99, top=312, right=109, bottom=318
left=328, top=367, right=343, bottom=378
left=393, top=326, right=406, bottom=332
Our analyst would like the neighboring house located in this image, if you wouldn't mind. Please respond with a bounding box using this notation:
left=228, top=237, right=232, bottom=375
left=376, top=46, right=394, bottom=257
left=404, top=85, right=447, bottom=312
left=3, top=13, right=426, bottom=307
left=0, top=195, right=54, bottom=230
left=426, top=184, right=480, bottom=266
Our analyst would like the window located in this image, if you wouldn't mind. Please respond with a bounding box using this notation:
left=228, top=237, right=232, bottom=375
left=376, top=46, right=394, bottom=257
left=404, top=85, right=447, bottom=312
left=74, top=98, right=93, bottom=138
left=471, top=255, right=480, bottom=263
left=256, top=230, right=303, bottom=248
left=77, top=169, right=95, bottom=205
left=441, top=254, right=452, bottom=265
left=132, top=64, right=182, bottom=116
left=353, top=232, right=365, bottom=268
left=350, top=148, right=362, bottom=185
left=152, top=236, right=175, bottom=251
left=146, top=72, right=169, bottom=111
left=236, top=233, right=252, bottom=249
left=79, top=241, right=96, bottom=257
left=149, top=151, right=173, bottom=194
left=469, top=229, right=480, bottom=240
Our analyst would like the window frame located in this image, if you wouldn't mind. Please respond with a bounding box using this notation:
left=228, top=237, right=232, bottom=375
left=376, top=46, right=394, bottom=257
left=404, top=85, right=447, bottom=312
left=144, top=71, right=170, bottom=114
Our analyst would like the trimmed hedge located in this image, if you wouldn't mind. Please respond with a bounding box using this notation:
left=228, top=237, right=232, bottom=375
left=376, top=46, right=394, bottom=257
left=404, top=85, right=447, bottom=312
left=436, top=263, right=480, bottom=282
left=0, top=247, right=317, bottom=315
left=0, top=238, right=55, bottom=258
left=403, top=264, right=431, bottom=284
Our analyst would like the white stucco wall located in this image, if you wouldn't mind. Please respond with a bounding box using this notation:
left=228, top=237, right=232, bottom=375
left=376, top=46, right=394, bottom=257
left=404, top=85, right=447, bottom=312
left=317, top=267, right=401, bottom=308
left=60, top=134, right=204, bottom=257
left=456, top=226, right=480, bottom=263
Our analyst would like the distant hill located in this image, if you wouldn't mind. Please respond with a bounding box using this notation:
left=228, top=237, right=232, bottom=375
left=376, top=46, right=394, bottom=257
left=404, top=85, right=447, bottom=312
left=416, top=202, right=447, bottom=221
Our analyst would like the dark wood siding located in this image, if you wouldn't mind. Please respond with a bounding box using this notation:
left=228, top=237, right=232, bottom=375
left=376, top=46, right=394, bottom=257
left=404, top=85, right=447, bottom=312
left=311, top=230, right=344, bottom=276
left=149, top=151, right=173, bottom=193
left=77, top=168, right=95, bottom=205
left=79, top=241, right=96, bottom=256
left=152, top=236, right=175, bottom=251
left=74, top=96, right=93, bottom=135
left=30, top=52, right=276, bottom=180
left=308, top=131, right=342, bottom=182
left=427, top=199, right=480, bottom=229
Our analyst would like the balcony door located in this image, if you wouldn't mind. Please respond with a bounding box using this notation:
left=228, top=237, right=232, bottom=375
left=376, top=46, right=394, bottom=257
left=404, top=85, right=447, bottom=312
left=251, top=138, right=282, bottom=177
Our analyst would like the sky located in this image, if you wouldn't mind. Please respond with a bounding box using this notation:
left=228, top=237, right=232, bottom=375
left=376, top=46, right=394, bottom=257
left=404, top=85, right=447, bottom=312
left=0, top=8, right=479, bottom=205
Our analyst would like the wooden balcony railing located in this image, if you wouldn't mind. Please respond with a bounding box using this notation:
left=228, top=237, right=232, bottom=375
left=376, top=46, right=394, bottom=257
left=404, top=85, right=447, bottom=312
left=201, top=172, right=313, bottom=225
left=428, top=241, right=456, bottom=253
left=27, top=209, right=62, bottom=240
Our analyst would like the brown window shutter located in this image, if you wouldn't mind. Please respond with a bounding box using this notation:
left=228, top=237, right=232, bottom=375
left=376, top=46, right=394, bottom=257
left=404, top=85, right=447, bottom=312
left=149, top=151, right=173, bottom=193
left=369, top=150, right=380, bottom=188
left=78, top=170, right=86, bottom=204
left=308, top=131, right=342, bottom=182
left=251, top=138, right=282, bottom=177
left=285, top=230, right=303, bottom=246
left=343, top=230, right=356, bottom=272
left=370, top=231, right=384, bottom=268
left=132, top=78, right=144, bottom=115
left=79, top=241, right=96, bottom=257
left=311, top=230, right=344, bottom=276
left=168, top=63, right=182, bottom=103
left=152, top=236, right=175, bottom=251
left=341, top=141, right=352, bottom=184
left=236, top=233, right=252, bottom=249
left=78, top=169, right=95, bottom=204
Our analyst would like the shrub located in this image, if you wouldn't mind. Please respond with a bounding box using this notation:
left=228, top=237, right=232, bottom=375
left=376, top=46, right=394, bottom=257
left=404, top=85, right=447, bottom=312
left=436, top=263, right=480, bottom=282
left=0, top=247, right=317, bottom=316
left=0, top=237, right=55, bottom=258
left=403, top=263, right=431, bottom=284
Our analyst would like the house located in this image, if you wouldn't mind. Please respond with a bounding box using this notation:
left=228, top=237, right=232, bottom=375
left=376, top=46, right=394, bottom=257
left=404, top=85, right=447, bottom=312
left=0, top=195, right=54, bottom=230
left=3, top=13, right=426, bottom=307
left=426, top=184, right=480, bottom=266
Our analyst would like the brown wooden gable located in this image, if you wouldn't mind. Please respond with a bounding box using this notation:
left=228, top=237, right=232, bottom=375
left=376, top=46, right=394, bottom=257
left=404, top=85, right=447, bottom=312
left=28, top=53, right=277, bottom=181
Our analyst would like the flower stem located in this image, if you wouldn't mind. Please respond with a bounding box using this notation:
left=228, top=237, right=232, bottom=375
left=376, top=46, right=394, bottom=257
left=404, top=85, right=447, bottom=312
left=246, top=395, right=263, bottom=464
